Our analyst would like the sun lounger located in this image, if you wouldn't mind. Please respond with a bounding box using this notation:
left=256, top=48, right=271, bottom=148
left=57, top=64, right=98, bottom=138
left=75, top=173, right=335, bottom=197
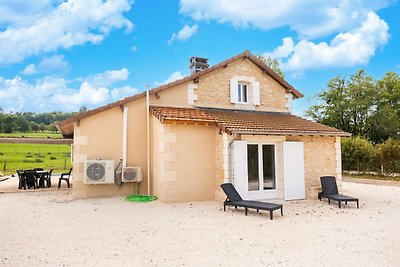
left=318, top=176, right=359, bottom=208
left=220, top=183, right=283, bottom=220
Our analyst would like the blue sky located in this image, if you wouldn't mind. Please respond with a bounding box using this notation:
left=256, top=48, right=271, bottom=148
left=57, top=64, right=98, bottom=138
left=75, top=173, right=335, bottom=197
left=0, top=0, right=399, bottom=116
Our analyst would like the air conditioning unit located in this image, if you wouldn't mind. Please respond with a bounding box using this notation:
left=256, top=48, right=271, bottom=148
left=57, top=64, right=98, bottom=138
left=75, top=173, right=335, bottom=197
left=122, top=167, right=143, bottom=183
left=84, top=160, right=115, bottom=184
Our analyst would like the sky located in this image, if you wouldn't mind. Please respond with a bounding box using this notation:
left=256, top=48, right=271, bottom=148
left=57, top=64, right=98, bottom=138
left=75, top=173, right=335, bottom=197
left=0, top=0, right=399, bottom=116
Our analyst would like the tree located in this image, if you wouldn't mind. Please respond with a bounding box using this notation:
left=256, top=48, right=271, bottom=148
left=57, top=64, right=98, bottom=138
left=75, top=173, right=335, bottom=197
left=29, top=121, right=39, bottom=132
left=79, top=106, right=88, bottom=113
left=306, top=69, right=377, bottom=138
left=256, top=55, right=285, bottom=79
left=15, top=117, right=30, bottom=132
left=48, top=123, right=58, bottom=133
left=39, top=123, right=47, bottom=132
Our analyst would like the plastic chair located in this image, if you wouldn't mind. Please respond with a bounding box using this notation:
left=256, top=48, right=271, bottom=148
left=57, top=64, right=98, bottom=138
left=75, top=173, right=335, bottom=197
left=58, top=168, right=72, bottom=189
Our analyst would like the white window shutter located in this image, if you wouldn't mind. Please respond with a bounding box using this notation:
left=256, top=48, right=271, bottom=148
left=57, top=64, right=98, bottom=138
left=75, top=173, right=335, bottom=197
left=230, top=78, right=238, bottom=103
left=253, top=81, right=260, bottom=105
left=233, top=140, right=248, bottom=199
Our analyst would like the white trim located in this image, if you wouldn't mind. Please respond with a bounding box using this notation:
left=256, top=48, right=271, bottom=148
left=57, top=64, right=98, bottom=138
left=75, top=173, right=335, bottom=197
left=122, top=107, right=128, bottom=168
left=230, top=75, right=260, bottom=106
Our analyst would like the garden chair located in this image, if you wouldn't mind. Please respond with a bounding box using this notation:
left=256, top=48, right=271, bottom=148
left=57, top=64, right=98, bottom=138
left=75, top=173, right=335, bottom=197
left=24, top=170, right=37, bottom=190
left=45, top=169, right=53, bottom=188
left=318, top=176, right=359, bottom=208
left=16, top=169, right=26, bottom=190
left=58, top=168, right=72, bottom=189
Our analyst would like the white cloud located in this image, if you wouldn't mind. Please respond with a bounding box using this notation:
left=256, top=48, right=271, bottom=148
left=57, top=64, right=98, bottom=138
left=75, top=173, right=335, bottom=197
left=179, top=0, right=389, bottom=38
left=0, top=0, right=133, bottom=65
left=22, top=54, right=69, bottom=75
left=130, top=45, right=138, bottom=52
left=266, top=12, right=389, bottom=71
left=52, top=82, right=109, bottom=110
left=87, top=68, right=129, bottom=87
left=22, top=64, right=37, bottom=75
left=0, top=68, right=137, bottom=112
left=110, top=85, right=138, bottom=100
left=155, top=71, right=185, bottom=86
left=168, top=24, right=198, bottom=45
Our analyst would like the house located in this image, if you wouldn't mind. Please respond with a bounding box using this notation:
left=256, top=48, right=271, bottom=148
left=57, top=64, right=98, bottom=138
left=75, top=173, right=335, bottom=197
left=57, top=50, right=350, bottom=201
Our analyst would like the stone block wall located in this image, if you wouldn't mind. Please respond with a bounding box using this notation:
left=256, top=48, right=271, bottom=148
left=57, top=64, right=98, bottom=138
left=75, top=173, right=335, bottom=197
left=193, top=58, right=290, bottom=112
left=287, top=135, right=337, bottom=199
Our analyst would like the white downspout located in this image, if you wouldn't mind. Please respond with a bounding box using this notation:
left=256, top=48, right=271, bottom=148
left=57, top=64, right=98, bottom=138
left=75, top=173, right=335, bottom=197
left=146, top=86, right=151, bottom=195
left=122, top=107, right=128, bottom=168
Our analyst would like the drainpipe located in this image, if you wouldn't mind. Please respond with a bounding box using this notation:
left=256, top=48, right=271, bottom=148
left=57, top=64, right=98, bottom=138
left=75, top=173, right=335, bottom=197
left=122, top=107, right=128, bottom=168
left=146, top=86, right=151, bottom=195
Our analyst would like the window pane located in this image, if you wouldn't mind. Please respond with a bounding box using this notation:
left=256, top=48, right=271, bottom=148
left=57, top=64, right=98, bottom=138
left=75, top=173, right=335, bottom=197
left=237, top=84, right=242, bottom=102
left=243, top=84, right=247, bottom=102
left=247, top=144, right=259, bottom=191
left=262, top=145, right=276, bottom=190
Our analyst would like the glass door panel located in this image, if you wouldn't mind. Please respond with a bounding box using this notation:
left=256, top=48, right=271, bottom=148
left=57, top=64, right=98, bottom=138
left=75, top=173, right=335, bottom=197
left=247, top=144, right=259, bottom=191
left=262, top=145, right=276, bottom=190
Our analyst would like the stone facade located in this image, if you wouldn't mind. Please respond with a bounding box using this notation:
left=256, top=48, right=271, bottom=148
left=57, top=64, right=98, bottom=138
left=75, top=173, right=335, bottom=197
left=287, top=135, right=338, bottom=199
left=193, top=58, right=289, bottom=112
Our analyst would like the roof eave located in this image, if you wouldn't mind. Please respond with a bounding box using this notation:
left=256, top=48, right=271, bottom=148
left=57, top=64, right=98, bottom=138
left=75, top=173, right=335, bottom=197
left=230, top=130, right=351, bottom=137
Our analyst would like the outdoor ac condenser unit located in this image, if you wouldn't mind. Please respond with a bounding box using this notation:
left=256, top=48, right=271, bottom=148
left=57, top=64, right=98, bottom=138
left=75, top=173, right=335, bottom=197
left=122, top=167, right=143, bottom=183
left=84, top=160, right=115, bottom=184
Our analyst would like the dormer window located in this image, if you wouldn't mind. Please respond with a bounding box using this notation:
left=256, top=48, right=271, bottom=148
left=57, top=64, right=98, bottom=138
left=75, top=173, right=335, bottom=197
left=238, top=83, right=248, bottom=103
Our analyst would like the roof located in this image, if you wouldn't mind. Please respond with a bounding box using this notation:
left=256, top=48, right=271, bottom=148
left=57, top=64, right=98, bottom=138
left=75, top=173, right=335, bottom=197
left=151, top=106, right=351, bottom=136
left=57, top=50, right=303, bottom=137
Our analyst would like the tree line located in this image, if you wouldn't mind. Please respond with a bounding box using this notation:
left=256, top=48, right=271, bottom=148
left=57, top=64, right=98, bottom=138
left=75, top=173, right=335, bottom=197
left=0, top=111, right=77, bottom=133
left=307, top=69, right=400, bottom=173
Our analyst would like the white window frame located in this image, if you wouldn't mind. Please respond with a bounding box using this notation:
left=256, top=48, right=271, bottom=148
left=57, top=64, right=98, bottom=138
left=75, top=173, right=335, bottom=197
left=237, top=82, right=248, bottom=103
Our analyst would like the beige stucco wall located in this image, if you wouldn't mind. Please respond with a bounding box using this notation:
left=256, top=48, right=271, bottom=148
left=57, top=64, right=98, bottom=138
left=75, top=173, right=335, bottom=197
left=150, top=82, right=189, bottom=108
left=71, top=80, right=195, bottom=198
left=152, top=121, right=216, bottom=202
left=194, top=58, right=290, bottom=112
left=286, top=135, right=338, bottom=199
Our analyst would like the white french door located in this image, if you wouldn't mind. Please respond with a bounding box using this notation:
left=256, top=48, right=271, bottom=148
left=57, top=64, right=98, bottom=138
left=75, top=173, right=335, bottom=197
left=233, top=141, right=277, bottom=200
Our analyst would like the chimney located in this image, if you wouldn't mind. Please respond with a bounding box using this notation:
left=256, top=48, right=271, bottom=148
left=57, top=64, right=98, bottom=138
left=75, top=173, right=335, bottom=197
left=189, top=56, right=209, bottom=74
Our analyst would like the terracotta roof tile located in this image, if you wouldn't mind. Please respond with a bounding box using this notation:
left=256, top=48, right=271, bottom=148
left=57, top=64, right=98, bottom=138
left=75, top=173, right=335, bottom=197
left=151, top=106, right=351, bottom=136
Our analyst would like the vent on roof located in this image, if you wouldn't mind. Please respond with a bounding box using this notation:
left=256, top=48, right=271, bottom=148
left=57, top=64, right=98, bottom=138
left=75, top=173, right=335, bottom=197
left=189, top=56, right=209, bottom=74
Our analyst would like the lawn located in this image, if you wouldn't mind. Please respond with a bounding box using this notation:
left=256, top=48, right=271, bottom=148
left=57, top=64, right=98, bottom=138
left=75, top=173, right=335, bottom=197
left=0, top=143, right=72, bottom=175
left=0, top=131, right=62, bottom=139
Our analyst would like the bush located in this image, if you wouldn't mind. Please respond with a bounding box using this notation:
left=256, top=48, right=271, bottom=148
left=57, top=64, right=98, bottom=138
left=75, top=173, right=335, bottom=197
left=0, top=152, right=3, bottom=155
left=25, top=155, right=33, bottom=158
left=376, top=138, right=400, bottom=173
left=342, top=136, right=377, bottom=172
left=23, top=159, right=35, bottom=163
left=50, top=156, right=57, bottom=160
left=35, top=158, right=44, bottom=163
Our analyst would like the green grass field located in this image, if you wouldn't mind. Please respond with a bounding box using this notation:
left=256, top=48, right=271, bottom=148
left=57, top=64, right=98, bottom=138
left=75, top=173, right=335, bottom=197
left=0, top=131, right=62, bottom=139
left=0, top=143, right=72, bottom=175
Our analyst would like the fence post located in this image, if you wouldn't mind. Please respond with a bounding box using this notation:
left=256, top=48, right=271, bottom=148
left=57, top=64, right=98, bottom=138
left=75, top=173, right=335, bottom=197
left=64, top=158, right=66, bottom=170
left=3, top=159, right=6, bottom=171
